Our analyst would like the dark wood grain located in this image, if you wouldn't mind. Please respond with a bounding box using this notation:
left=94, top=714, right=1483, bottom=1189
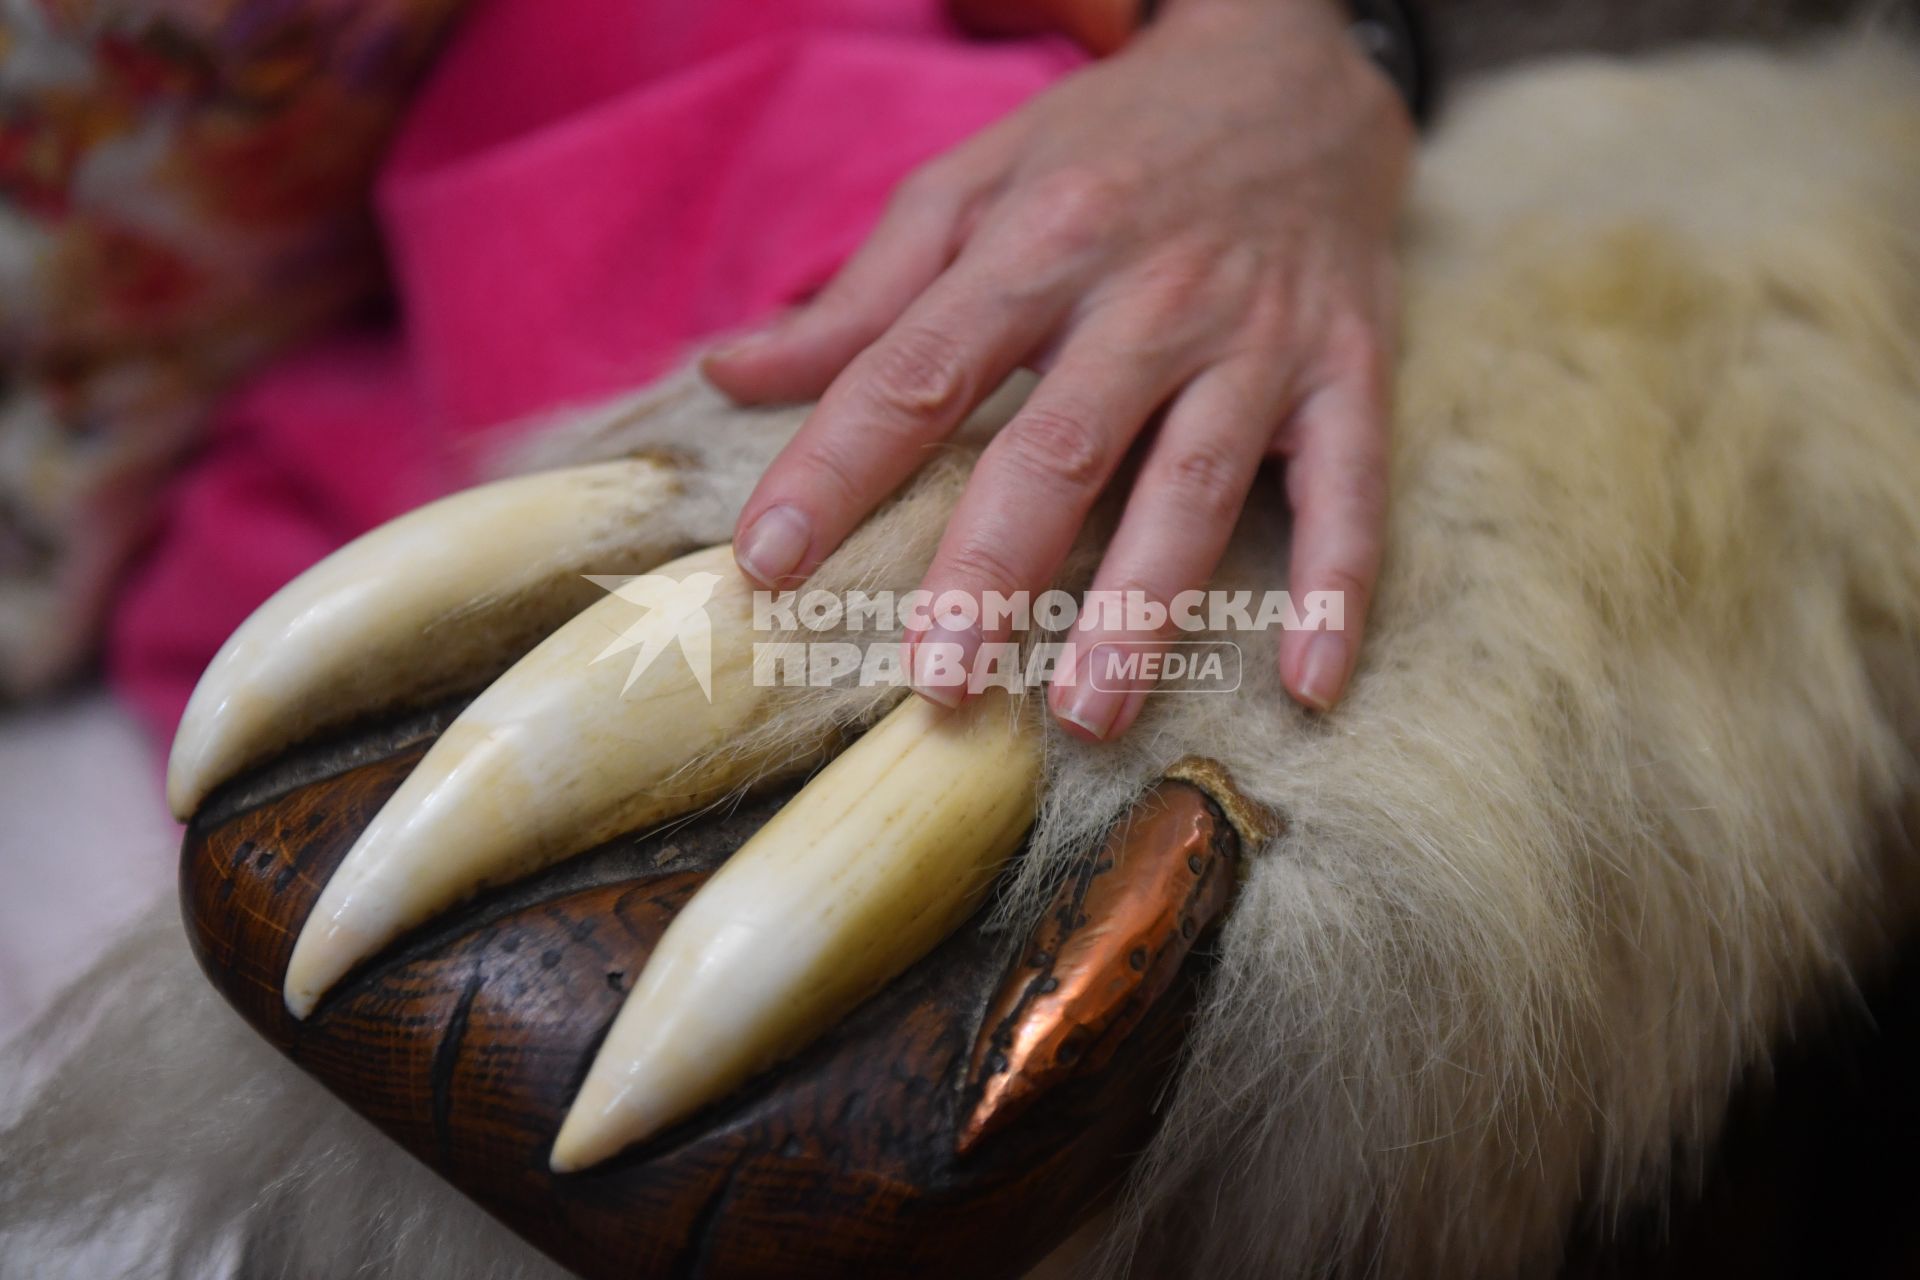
left=180, top=708, right=1232, bottom=1280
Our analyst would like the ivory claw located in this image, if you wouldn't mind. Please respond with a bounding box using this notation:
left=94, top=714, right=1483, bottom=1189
left=282, top=544, right=796, bottom=1019
left=550, top=688, right=1041, bottom=1172
left=167, top=460, right=686, bottom=820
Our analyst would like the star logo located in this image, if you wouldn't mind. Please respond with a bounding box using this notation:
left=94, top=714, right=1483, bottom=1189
left=583, top=570, right=725, bottom=700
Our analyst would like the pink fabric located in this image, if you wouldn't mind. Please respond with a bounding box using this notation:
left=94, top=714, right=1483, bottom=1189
left=111, top=0, right=1084, bottom=745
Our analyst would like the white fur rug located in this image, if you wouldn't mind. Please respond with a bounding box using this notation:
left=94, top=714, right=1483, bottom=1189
left=0, top=694, right=174, bottom=1042
left=5, top=35, right=1920, bottom=1280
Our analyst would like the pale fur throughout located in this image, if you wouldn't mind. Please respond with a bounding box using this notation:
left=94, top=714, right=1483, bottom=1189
left=8, top=36, right=1920, bottom=1280
left=0, top=910, right=565, bottom=1280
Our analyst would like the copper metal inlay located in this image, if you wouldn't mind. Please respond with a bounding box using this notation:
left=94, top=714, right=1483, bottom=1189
left=957, top=780, right=1239, bottom=1154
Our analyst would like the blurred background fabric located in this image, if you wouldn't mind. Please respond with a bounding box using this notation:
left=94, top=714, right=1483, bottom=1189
left=0, top=0, right=478, bottom=698
left=101, top=0, right=1084, bottom=753
left=0, top=0, right=1085, bottom=1036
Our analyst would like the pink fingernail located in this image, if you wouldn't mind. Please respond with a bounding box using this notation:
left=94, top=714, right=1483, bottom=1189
left=910, top=624, right=979, bottom=708
left=1295, top=632, right=1350, bottom=712
left=707, top=322, right=778, bottom=364
left=1053, top=667, right=1124, bottom=740
left=735, top=505, right=811, bottom=586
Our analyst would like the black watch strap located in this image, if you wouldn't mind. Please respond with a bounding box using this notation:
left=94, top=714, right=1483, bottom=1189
left=1347, top=0, right=1434, bottom=125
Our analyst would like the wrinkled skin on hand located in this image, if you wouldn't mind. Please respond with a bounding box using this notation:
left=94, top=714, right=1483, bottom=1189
left=708, top=0, right=1413, bottom=739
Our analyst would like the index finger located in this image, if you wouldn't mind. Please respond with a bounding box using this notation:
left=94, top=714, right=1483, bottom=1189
left=731, top=254, right=1071, bottom=589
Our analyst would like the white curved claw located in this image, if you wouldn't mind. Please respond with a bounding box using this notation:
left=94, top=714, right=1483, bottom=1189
left=282, top=544, right=792, bottom=1019
left=549, top=687, right=1041, bottom=1173
left=167, top=459, right=687, bottom=820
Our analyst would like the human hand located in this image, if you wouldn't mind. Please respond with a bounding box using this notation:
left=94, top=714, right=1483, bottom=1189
left=705, top=0, right=1413, bottom=738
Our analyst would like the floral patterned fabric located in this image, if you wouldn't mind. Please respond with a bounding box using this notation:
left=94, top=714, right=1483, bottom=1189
left=107, top=0, right=1086, bottom=747
left=0, top=0, right=471, bottom=695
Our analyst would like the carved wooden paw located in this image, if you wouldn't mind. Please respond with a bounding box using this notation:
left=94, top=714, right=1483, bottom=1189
left=171, top=464, right=1261, bottom=1278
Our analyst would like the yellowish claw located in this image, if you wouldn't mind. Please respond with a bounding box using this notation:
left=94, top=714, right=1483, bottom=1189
left=282, top=544, right=800, bottom=1019
left=550, top=687, right=1041, bottom=1173
left=167, top=460, right=687, bottom=820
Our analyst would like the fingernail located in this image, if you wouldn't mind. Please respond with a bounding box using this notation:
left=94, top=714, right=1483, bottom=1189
left=1295, top=632, right=1350, bottom=712
left=735, top=505, right=811, bottom=586
left=707, top=324, right=775, bottom=364
left=910, top=624, right=979, bottom=709
left=1052, top=671, right=1121, bottom=740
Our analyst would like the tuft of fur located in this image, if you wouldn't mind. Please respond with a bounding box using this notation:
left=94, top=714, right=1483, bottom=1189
left=7, top=35, right=1920, bottom=1280
left=0, top=910, right=566, bottom=1280
left=1097, top=38, right=1920, bottom=1276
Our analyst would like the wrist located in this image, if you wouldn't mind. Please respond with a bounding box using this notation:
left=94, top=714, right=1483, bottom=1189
left=1148, top=0, right=1433, bottom=125
left=1148, top=0, right=1348, bottom=40
left=1157, top=0, right=1341, bottom=20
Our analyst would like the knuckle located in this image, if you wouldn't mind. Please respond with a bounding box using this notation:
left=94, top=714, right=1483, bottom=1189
left=1312, top=564, right=1374, bottom=619
left=941, top=536, right=1027, bottom=596
left=1002, top=405, right=1109, bottom=492
left=860, top=328, right=972, bottom=427
left=890, top=164, right=957, bottom=216
left=1330, top=460, right=1389, bottom=525
left=1161, top=444, right=1249, bottom=524
left=1223, top=279, right=1300, bottom=361
left=1103, top=264, right=1225, bottom=361
left=1327, top=313, right=1389, bottom=384
left=1240, top=295, right=1296, bottom=356
left=1131, top=245, right=1232, bottom=318
left=1101, top=578, right=1180, bottom=639
left=1018, top=167, right=1126, bottom=257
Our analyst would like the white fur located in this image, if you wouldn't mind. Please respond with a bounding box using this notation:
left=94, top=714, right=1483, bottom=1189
left=6, top=36, right=1920, bottom=1279
left=0, top=911, right=565, bottom=1280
